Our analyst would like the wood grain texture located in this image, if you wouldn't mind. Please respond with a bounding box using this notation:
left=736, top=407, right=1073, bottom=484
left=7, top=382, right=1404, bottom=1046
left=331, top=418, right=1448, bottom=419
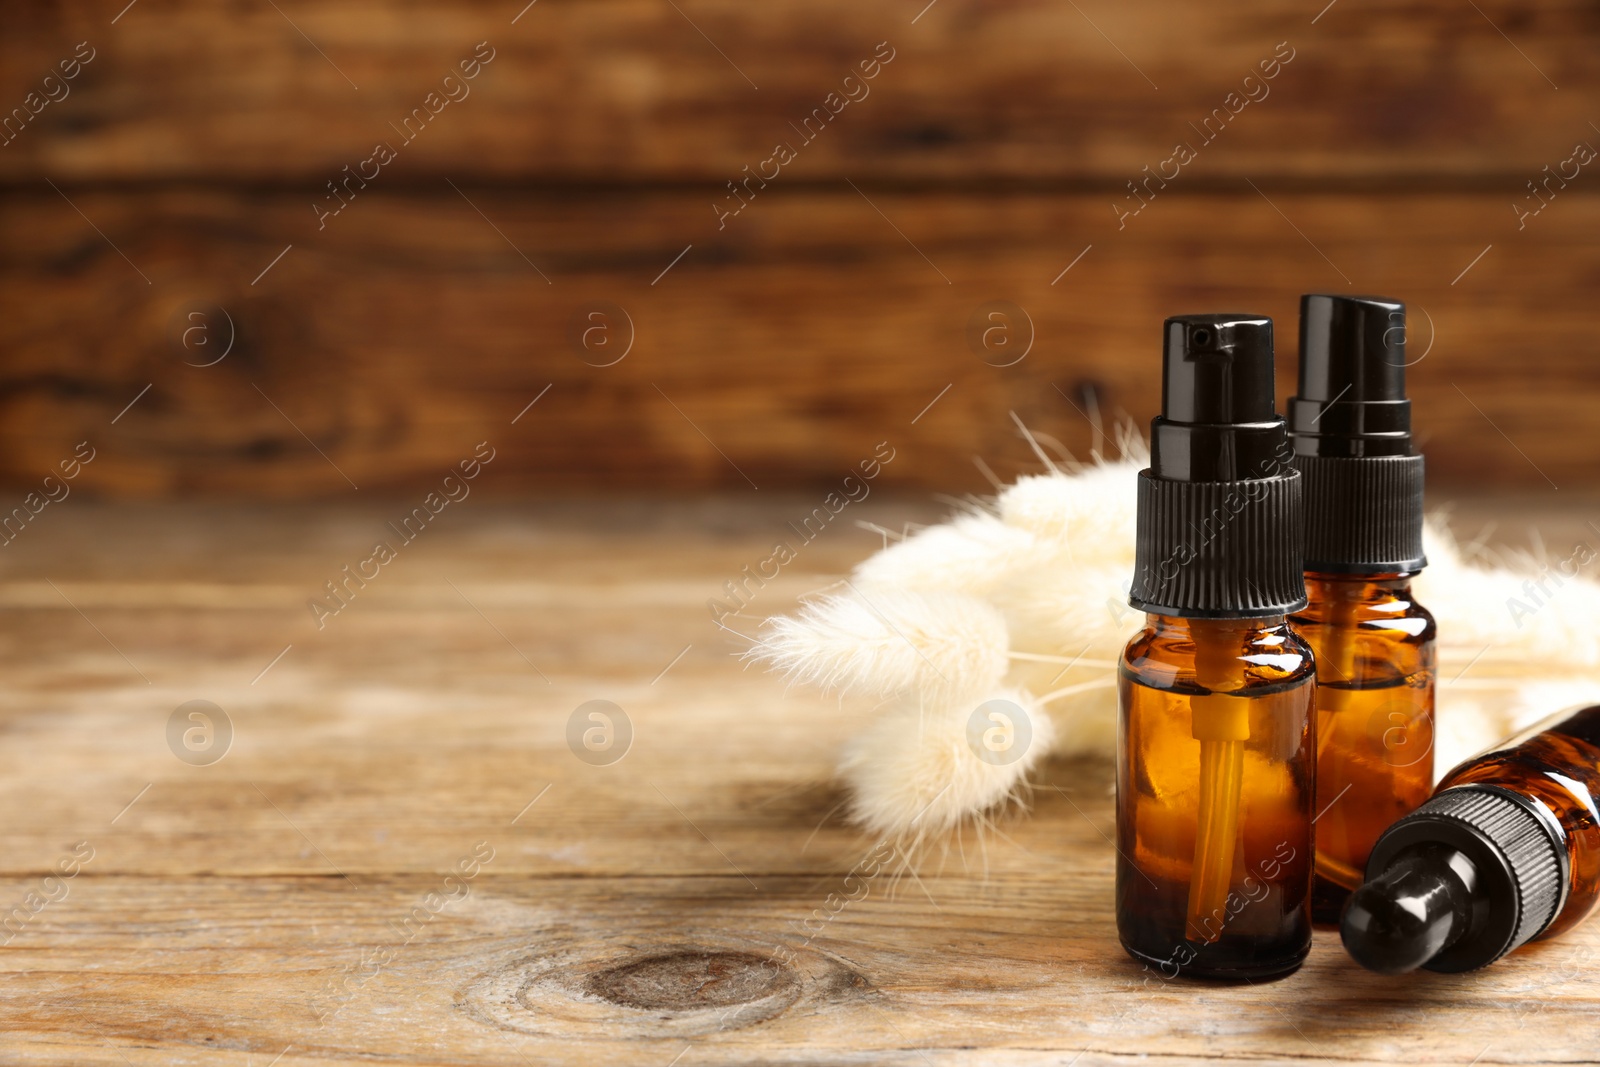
left=3, top=0, right=1598, bottom=497
left=0, top=185, right=1595, bottom=494
left=0, top=0, right=1596, bottom=183
left=1, top=496, right=1598, bottom=1065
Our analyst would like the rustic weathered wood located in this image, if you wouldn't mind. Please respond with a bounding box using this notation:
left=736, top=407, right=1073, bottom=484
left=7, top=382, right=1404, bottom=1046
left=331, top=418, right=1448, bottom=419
left=4, top=0, right=1598, bottom=496
left=1, top=186, right=1595, bottom=494
left=1, top=497, right=1598, bottom=1064
left=0, top=0, right=1595, bottom=183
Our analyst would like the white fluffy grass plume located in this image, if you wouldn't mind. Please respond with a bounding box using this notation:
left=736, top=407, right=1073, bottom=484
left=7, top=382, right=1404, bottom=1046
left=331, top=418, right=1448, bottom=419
left=837, top=688, right=1055, bottom=846
left=752, top=441, right=1600, bottom=844
left=853, top=513, right=1033, bottom=599
left=751, top=589, right=1009, bottom=702
left=997, top=464, right=1140, bottom=565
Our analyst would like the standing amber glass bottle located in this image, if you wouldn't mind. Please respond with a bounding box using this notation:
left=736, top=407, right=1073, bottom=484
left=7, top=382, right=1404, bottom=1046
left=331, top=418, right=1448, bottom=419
left=1342, top=704, right=1600, bottom=973
left=1294, top=572, right=1435, bottom=919
left=1118, top=315, right=1316, bottom=979
left=1287, top=294, right=1434, bottom=924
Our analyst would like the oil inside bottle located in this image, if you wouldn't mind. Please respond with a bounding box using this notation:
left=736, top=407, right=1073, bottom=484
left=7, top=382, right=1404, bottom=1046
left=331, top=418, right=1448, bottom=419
left=1295, top=573, right=1435, bottom=922
left=1118, top=616, right=1316, bottom=979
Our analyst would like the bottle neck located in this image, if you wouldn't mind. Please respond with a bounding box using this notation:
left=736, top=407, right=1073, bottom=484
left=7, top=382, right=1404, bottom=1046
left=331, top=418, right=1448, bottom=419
left=1303, top=570, right=1415, bottom=606
left=1144, top=613, right=1288, bottom=638
left=1306, top=569, right=1416, bottom=585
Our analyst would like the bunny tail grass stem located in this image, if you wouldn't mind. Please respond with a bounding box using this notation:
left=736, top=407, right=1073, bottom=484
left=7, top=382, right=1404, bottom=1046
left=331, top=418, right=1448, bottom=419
left=1036, top=678, right=1118, bottom=704
left=1009, top=411, right=1063, bottom=475
left=1007, top=651, right=1119, bottom=668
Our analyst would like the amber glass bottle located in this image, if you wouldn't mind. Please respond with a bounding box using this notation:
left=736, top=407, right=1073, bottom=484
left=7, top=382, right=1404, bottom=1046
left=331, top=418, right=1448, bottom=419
left=1294, top=572, right=1436, bottom=920
left=1287, top=294, right=1432, bottom=923
left=1118, top=314, right=1315, bottom=979
left=1342, top=704, right=1600, bottom=973
left=1119, top=614, right=1316, bottom=977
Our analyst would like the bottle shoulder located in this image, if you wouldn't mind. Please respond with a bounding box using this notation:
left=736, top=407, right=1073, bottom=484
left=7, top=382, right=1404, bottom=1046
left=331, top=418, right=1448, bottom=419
left=1293, top=579, right=1437, bottom=643
left=1444, top=734, right=1600, bottom=815
left=1121, top=618, right=1316, bottom=693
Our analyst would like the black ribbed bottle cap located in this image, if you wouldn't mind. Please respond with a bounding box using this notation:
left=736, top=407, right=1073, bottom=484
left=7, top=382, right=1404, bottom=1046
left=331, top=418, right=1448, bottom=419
left=1289, top=294, right=1426, bottom=574
left=1128, top=315, right=1306, bottom=618
left=1343, top=785, right=1568, bottom=973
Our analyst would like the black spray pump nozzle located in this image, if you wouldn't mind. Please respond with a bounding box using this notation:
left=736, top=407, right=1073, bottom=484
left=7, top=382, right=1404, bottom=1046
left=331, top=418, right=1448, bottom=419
left=1161, top=315, right=1276, bottom=426
left=1289, top=294, right=1411, bottom=458
left=1131, top=314, right=1306, bottom=618
left=1151, top=315, right=1285, bottom=483
left=1288, top=294, right=1426, bottom=574
left=1341, top=787, right=1568, bottom=974
left=1341, top=844, right=1478, bottom=974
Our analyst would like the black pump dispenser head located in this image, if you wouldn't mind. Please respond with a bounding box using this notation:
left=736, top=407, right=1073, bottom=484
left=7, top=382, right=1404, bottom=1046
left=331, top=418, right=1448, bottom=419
left=1159, top=316, right=1274, bottom=426
left=1341, top=786, right=1568, bottom=973
left=1130, top=315, right=1306, bottom=618
left=1291, top=294, right=1410, bottom=456
left=1151, top=316, right=1283, bottom=483
left=1289, top=294, right=1426, bottom=574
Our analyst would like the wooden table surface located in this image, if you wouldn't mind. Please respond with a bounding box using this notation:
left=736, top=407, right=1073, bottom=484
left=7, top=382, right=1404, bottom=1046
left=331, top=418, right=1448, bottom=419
left=4, top=495, right=1597, bottom=1066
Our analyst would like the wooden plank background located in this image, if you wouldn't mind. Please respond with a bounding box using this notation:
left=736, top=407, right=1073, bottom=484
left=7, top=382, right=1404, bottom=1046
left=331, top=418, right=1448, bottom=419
left=1, top=0, right=1597, bottom=494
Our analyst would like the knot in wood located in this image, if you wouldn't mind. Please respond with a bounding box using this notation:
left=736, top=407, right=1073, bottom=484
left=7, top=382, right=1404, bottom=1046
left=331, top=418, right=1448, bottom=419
left=585, top=950, right=794, bottom=1010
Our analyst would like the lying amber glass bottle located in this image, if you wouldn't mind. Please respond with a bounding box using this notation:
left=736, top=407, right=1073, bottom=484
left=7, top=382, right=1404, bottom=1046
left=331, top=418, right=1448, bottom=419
left=1292, top=571, right=1436, bottom=922
left=1118, top=613, right=1317, bottom=979
left=1343, top=704, right=1600, bottom=972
